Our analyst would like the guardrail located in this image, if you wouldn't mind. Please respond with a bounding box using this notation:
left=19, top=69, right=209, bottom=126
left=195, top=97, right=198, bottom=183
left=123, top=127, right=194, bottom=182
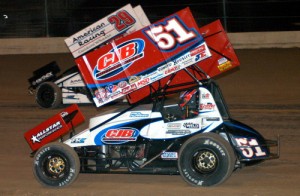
left=0, top=31, right=299, bottom=55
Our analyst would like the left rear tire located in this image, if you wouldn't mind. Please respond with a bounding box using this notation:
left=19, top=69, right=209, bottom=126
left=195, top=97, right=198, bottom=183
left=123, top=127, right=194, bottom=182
left=35, top=82, right=62, bottom=108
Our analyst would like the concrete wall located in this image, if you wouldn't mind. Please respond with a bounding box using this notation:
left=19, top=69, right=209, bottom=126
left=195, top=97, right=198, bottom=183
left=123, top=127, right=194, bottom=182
left=0, top=31, right=299, bottom=55
left=228, top=31, right=300, bottom=49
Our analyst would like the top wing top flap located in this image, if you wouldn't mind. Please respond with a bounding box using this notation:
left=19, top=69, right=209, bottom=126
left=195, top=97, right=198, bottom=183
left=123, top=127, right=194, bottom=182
left=65, top=4, right=150, bottom=58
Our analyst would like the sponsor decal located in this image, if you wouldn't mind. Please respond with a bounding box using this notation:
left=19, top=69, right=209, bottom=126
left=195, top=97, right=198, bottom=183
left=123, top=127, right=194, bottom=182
left=201, top=93, right=210, bottom=99
left=30, top=121, right=62, bottom=144
left=167, top=123, right=181, bottom=129
left=150, top=73, right=164, bottom=81
left=200, top=103, right=215, bottom=110
left=105, top=84, right=118, bottom=93
left=164, top=65, right=180, bottom=75
left=71, top=138, right=86, bottom=143
left=183, top=122, right=199, bottom=129
left=110, top=90, right=121, bottom=99
left=129, top=112, right=149, bottom=118
left=190, top=44, right=206, bottom=57
left=129, top=75, right=141, bottom=84
left=118, top=81, right=128, bottom=88
left=142, top=70, right=158, bottom=78
left=93, top=39, right=145, bottom=80
left=205, top=117, right=220, bottom=121
left=102, top=128, right=139, bottom=143
left=60, top=111, right=68, bottom=118
left=173, top=53, right=190, bottom=65
left=183, top=168, right=204, bottom=186
left=121, top=83, right=137, bottom=94
left=204, top=139, right=226, bottom=156
left=193, top=44, right=210, bottom=62
left=161, top=152, right=178, bottom=160
left=32, top=72, right=54, bottom=85
left=166, top=130, right=191, bottom=135
left=157, top=64, right=169, bottom=72
left=95, top=88, right=108, bottom=100
left=137, top=77, right=150, bottom=87
left=70, top=78, right=83, bottom=85
left=72, top=23, right=106, bottom=46
left=217, top=57, right=232, bottom=72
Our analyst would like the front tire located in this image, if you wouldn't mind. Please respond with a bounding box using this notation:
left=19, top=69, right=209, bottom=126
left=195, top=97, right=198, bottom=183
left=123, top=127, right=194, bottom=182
left=35, top=82, right=62, bottom=108
left=33, top=142, right=80, bottom=188
left=178, top=133, right=236, bottom=187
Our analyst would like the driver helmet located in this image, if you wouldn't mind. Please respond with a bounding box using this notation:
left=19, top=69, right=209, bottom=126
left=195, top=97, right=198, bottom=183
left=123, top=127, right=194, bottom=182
left=179, top=89, right=197, bottom=108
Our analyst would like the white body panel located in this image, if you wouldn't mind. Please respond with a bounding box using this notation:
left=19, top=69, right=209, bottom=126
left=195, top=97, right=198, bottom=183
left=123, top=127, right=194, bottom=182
left=56, top=73, right=92, bottom=104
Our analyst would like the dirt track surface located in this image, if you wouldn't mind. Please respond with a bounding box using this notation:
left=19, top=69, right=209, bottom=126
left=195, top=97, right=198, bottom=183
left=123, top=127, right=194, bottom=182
left=0, top=49, right=299, bottom=195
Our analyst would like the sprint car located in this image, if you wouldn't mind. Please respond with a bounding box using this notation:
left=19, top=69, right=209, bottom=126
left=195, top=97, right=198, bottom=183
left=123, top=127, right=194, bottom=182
left=25, top=75, right=279, bottom=188
left=28, top=61, right=92, bottom=108
left=24, top=5, right=279, bottom=188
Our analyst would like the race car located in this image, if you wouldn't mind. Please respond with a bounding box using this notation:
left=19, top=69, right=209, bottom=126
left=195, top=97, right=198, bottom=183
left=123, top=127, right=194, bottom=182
left=24, top=5, right=280, bottom=188
left=28, top=61, right=92, bottom=108
left=25, top=75, right=279, bottom=188
left=28, top=4, right=150, bottom=109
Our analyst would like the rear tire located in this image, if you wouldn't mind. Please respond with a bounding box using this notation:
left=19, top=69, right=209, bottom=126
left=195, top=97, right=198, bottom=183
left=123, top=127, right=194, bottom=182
left=178, top=133, right=236, bottom=187
left=33, top=142, right=80, bottom=188
left=36, top=82, right=62, bottom=108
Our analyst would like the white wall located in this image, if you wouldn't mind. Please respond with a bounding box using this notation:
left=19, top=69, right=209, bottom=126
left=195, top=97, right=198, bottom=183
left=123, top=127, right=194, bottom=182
left=0, top=31, right=299, bottom=55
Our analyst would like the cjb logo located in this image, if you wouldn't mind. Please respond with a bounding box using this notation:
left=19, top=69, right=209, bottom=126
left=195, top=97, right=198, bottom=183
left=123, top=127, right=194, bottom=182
left=101, top=127, right=139, bottom=144
left=93, top=39, right=145, bottom=80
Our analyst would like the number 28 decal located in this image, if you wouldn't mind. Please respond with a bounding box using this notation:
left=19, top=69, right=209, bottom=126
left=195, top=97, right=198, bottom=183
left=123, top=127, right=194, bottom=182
left=235, top=138, right=267, bottom=158
left=144, top=16, right=198, bottom=51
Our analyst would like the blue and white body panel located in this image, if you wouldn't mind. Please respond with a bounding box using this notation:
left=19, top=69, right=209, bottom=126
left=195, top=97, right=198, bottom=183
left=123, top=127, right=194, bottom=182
left=65, top=87, right=223, bottom=147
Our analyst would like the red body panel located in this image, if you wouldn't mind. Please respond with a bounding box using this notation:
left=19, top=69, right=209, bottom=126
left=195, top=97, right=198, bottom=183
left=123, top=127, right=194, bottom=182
left=24, top=104, right=85, bottom=151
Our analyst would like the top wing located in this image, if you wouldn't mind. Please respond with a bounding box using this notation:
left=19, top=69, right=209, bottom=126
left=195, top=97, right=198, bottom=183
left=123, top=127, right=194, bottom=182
left=75, top=7, right=211, bottom=107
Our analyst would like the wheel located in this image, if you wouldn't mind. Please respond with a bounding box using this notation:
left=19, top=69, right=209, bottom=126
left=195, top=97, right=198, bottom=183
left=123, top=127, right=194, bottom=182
left=35, top=82, right=62, bottom=108
left=33, top=142, right=80, bottom=188
left=178, top=133, right=236, bottom=187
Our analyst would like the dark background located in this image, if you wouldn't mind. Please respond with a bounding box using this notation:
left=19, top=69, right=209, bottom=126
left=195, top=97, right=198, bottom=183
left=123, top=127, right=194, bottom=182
left=0, top=0, right=299, bottom=38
